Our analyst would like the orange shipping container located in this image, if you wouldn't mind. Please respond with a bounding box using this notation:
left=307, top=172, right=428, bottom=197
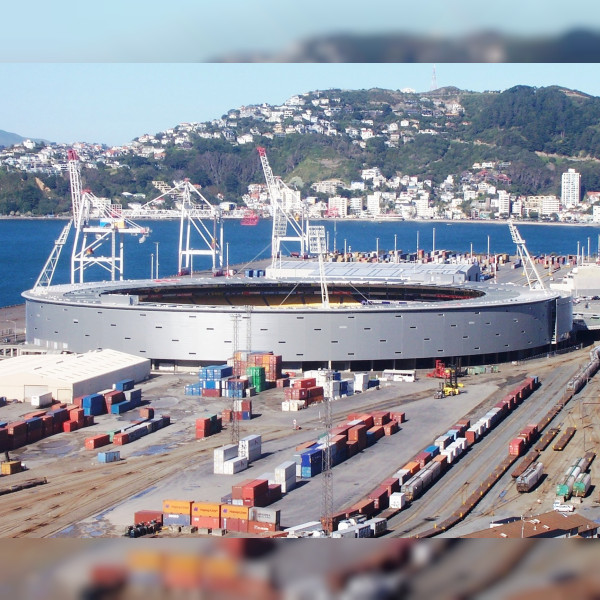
left=162, top=500, right=193, bottom=516
left=220, top=504, right=250, bottom=519
left=403, top=461, right=420, bottom=476
left=191, top=502, right=221, bottom=518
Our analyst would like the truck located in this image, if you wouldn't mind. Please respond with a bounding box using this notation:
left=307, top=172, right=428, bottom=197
left=553, top=500, right=575, bottom=513
left=516, top=462, right=543, bottom=492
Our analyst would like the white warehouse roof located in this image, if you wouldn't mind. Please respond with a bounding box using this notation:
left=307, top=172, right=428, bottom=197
left=0, top=349, right=150, bottom=402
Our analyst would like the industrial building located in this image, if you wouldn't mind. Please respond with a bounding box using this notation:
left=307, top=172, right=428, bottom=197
left=22, top=261, right=573, bottom=370
left=0, top=349, right=150, bottom=402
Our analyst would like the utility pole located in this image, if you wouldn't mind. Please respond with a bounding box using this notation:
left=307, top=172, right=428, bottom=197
left=230, top=313, right=241, bottom=446
left=321, top=393, right=334, bottom=535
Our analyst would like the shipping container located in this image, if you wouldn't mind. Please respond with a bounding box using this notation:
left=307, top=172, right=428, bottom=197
left=516, top=462, right=544, bottom=493
left=162, top=500, right=193, bottom=516
left=134, top=510, right=163, bottom=526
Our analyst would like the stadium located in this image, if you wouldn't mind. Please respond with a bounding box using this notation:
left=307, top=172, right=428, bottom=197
left=23, top=261, right=573, bottom=371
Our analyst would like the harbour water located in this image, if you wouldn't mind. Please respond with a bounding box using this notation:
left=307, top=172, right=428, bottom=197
left=3, top=217, right=600, bottom=308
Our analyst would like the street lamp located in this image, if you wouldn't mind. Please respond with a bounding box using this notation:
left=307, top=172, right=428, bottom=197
left=226, top=242, right=230, bottom=276
left=154, top=242, right=159, bottom=279
left=394, top=234, right=397, bottom=263
left=376, top=237, right=379, bottom=262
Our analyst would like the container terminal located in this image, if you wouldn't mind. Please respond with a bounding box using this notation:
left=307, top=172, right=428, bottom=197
left=0, top=150, right=600, bottom=539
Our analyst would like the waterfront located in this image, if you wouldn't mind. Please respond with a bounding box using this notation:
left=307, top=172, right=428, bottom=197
left=4, top=218, right=600, bottom=307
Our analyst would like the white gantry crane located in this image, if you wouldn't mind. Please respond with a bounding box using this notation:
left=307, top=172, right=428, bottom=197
left=308, top=225, right=330, bottom=309
left=257, top=147, right=309, bottom=266
left=131, top=179, right=223, bottom=274
left=68, top=149, right=151, bottom=284
left=508, top=219, right=546, bottom=291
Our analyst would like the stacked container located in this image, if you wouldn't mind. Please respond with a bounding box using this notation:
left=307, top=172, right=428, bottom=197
left=213, top=444, right=240, bottom=475
left=220, top=504, right=250, bottom=533
left=238, top=434, right=261, bottom=463
left=300, top=447, right=323, bottom=478
left=274, top=460, right=296, bottom=493
left=162, top=499, right=192, bottom=527
left=191, top=502, right=221, bottom=530
left=196, top=415, right=222, bottom=439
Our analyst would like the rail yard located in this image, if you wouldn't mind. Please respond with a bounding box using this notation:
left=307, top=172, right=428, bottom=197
left=0, top=319, right=598, bottom=538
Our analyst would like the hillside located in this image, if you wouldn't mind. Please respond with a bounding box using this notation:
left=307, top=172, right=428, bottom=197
left=0, top=129, right=26, bottom=148
left=3, top=85, right=600, bottom=216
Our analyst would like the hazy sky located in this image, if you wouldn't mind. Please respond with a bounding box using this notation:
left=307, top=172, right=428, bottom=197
left=3, top=1, right=599, bottom=61
left=2, top=63, right=600, bottom=146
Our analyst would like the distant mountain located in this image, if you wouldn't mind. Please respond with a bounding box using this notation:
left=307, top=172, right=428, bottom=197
left=0, top=129, right=49, bottom=148
left=0, top=129, right=26, bottom=148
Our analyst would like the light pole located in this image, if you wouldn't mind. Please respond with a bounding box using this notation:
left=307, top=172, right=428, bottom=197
left=432, top=227, right=436, bottom=255
left=226, top=242, right=230, bottom=276
left=150, top=254, right=154, bottom=279
left=154, top=242, right=159, bottom=279
left=376, top=237, right=379, bottom=262
left=394, top=234, right=397, bottom=263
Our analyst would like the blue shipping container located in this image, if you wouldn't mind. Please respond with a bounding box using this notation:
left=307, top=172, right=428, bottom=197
left=115, top=379, right=135, bottom=392
left=163, top=513, right=191, bottom=527
left=97, top=450, right=121, bottom=463
left=425, top=445, right=440, bottom=457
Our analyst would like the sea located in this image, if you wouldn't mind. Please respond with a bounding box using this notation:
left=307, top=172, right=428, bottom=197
left=3, top=218, right=600, bottom=308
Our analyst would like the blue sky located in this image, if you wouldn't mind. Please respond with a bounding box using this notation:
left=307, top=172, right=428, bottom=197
left=2, top=63, right=600, bottom=146
left=3, top=1, right=599, bottom=61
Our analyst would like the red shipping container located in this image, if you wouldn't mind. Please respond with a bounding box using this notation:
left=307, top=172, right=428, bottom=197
left=83, top=415, right=94, bottom=427
left=85, top=434, right=110, bottom=450
left=357, top=414, right=375, bottom=429
left=346, top=440, right=359, bottom=457
left=8, top=421, right=27, bottom=436
left=221, top=517, right=248, bottom=533
left=232, top=479, right=255, bottom=500
left=134, top=510, right=163, bottom=525
left=241, top=400, right=252, bottom=412
left=390, top=412, right=406, bottom=424
left=353, top=498, right=375, bottom=517
left=346, top=413, right=361, bottom=422
left=331, top=424, right=351, bottom=438
left=456, top=419, right=471, bottom=429
left=368, top=486, right=390, bottom=510
left=9, top=434, right=27, bottom=450
left=509, top=438, right=525, bottom=456
left=284, top=387, right=308, bottom=400
left=72, top=396, right=84, bottom=408
left=380, top=478, right=400, bottom=496
left=192, top=516, right=220, bottom=529
left=465, top=430, right=478, bottom=445
left=293, top=378, right=316, bottom=389
left=27, top=429, right=43, bottom=444
left=0, top=428, right=8, bottom=452
left=295, top=440, right=317, bottom=452
left=348, top=424, right=367, bottom=442
left=247, top=520, right=278, bottom=534
left=268, top=483, right=282, bottom=503
left=105, top=390, right=125, bottom=403
left=41, top=415, right=54, bottom=437
left=372, top=411, right=391, bottom=426
left=414, top=451, right=432, bottom=469
left=249, top=493, right=271, bottom=508
left=201, top=388, right=221, bottom=398
left=221, top=410, right=232, bottom=423
left=139, top=407, right=154, bottom=419
left=113, top=432, right=130, bottom=445
left=453, top=424, right=467, bottom=437
left=242, top=479, right=269, bottom=499
left=23, top=410, right=47, bottom=420
left=383, top=422, right=399, bottom=436
left=276, top=378, right=290, bottom=388
left=367, top=425, right=384, bottom=441
left=62, top=420, right=78, bottom=433
left=307, top=386, right=324, bottom=398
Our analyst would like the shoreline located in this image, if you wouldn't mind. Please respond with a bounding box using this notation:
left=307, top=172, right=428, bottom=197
left=1, top=215, right=599, bottom=228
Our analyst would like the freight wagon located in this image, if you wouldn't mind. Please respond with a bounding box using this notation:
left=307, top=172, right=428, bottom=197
left=516, top=462, right=543, bottom=492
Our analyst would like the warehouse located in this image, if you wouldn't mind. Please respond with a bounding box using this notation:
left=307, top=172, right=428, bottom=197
left=0, top=349, right=150, bottom=402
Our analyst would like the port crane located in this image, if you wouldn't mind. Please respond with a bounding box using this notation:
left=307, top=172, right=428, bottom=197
left=257, top=147, right=309, bottom=267
left=35, top=150, right=151, bottom=288
left=508, top=219, right=546, bottom=291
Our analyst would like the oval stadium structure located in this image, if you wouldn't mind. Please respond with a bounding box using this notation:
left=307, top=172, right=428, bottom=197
left=23, top=261, right=573, bottom=370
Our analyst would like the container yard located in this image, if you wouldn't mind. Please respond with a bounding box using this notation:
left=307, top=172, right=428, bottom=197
left=0, top=334, right=598, bottom=538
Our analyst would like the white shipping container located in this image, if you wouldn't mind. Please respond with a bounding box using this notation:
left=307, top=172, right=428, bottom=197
left=284, top=521, right=323, bottom=535
left=393, top=469, right=411, bottom=484
left=275, top=461, right=296, bottom=480
left=222, top=456, right=248, bottom=474
left=30, top=391, right=53, bottom=407
left=281, top=401, right=290, bottom=412
left=214, top=444, right=239, bottom=462
left=434, top=435, right=451, bottom=450
left=280, top=476, right=296, bottom=494
left=389, top=492, right=406, bottom=509
left=332, top=528, right=358, bottom=538
left=250, top=507, right=281, bottom=524
left=364, top=517, right=387, bottom=537
left=296, top=464, right=302, bottom=478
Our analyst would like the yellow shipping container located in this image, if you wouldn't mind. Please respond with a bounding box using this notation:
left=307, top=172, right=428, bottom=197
left=191, top=502, right=221, bottom=518
left=1, top=461, right=22, bottom=475
left=127, top=550, right=163, bottom=573
left=162, top=499, right=193, bottom=515
left=220, top=504, right=249, bottom=519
